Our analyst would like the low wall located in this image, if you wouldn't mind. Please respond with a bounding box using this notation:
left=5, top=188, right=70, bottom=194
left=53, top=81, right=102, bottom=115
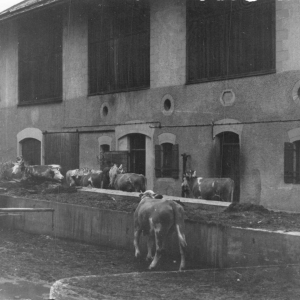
left=1, top=194, right=300, bottom=269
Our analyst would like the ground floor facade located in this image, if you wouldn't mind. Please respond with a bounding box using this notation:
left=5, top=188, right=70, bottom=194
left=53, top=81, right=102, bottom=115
left=2, top=71, right=300, bottom=211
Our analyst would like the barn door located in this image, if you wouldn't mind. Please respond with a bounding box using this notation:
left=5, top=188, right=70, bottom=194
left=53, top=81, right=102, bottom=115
left=21, top=138, right=41, bottom=165
left=44, top=132, right=79, bottom=176
left=217, top=131, right=240, bottom=202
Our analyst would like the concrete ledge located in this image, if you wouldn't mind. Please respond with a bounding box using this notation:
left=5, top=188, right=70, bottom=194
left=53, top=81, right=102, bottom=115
left=0, top=194, right=300, bottom=270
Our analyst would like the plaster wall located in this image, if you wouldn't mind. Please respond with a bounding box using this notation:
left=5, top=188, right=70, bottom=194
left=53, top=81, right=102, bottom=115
left=150, top=0, right=186, bottom=88
left=276, top=0, right=300, bottom=72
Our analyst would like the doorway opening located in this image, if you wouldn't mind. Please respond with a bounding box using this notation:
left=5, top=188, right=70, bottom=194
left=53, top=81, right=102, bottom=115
left=216, top=131, right=240, bottom=202
left=129, top=134, right=145, bottom=175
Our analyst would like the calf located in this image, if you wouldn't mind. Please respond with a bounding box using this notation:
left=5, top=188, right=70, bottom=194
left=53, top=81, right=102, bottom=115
left=134, top=190, right=187, bottom=271
left=109, top=164, right=147, bottom=192
left=182, top=170, right=234, bottom=202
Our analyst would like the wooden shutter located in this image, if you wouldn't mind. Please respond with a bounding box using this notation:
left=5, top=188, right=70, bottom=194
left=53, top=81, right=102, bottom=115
left=155, top=145, right=162, bottom=178
left=103, top=151, right=129, bottom=172
left=284, top=142, right=295, bottom=184
left=44, top=132, right=79, bottom=176
left=171, top=144, right=179, bottom=179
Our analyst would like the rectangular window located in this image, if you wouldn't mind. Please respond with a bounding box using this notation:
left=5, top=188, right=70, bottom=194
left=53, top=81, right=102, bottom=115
left=187, top=0, right=275, bottom=84
left=18, top=8, right=63, bottom=105
left=155, top=144, right=179, bottom=179
left=284, top=142, right=300, bottom=184
left=88, top=0, right=150, bottom=95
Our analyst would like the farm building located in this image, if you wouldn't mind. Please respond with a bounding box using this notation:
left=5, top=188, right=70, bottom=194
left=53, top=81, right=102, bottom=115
left=0, top=0, right=299, bottom=211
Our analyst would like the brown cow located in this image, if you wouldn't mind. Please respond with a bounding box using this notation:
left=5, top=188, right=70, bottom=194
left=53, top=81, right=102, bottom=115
left=134, top=190, right=187, bottom=271
left=12, top=159, right=64, bottom=182
left=109, top=164, right=147, bottom=192
left=182, top=170, right=234, bottom=202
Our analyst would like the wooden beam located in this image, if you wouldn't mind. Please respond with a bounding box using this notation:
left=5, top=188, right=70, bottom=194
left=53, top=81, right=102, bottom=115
left=0, top=208, right=54, bottom=212
left=78, top=188, right=230, bottom=207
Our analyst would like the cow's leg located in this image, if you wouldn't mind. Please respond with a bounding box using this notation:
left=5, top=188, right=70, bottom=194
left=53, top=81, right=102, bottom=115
left=178, top=237, right=186, bottom=271
left=146, top=234, right=154, bottom=261
left=133, top=228, right=142, bottom=258
left=149, top=224, right=168, bottom=270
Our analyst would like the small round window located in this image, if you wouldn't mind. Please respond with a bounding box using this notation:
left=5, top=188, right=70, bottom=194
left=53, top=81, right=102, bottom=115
left=100, top=103, right=109, bottom=119
left=161, top=94, right=174, bottom=116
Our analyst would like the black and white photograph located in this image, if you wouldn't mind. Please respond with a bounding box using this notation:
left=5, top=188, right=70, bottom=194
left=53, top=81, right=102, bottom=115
left=0, top=0, right=300, bottom=299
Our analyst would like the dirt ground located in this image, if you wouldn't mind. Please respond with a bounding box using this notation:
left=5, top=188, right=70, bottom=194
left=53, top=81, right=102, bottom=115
left=1, top=179, right=300, bottom=232
left=1, top=228, right=300, bottom=299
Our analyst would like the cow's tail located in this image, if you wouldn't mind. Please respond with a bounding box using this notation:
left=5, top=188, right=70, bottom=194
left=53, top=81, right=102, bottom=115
left=170, top=201, right=187, bottom=248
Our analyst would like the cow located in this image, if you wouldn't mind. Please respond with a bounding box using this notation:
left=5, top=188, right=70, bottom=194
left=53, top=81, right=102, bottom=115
left=12, top=158, right=64, bottom=182
left=0, top=159, right=24, bottom=181
left=134, top=190, right=187, bottom=271
left=66, top=168, right=93, bottom=187
left=66, top=167, right=110, bottom=189
left=109, top=164, right=147, bottom=192
left=182, top=170, right=234, bottom=202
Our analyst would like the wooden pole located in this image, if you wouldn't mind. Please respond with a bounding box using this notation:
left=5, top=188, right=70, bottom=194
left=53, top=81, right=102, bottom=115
left=0, top=208, right=54, bottom=212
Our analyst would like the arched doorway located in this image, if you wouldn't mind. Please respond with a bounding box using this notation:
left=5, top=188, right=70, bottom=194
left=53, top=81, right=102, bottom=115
left=216, top=131, right=240, bottom=202
left=129, top=133, right=146, bottom=175
left=21, top=138, right=41, bottom=165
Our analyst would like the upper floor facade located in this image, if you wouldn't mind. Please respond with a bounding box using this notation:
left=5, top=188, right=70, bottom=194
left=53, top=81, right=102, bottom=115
left=0, top=0, right=296, bottom=109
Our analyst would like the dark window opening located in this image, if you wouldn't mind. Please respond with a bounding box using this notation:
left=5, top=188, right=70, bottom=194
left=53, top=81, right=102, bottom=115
left=284, top=141, right=300, bottom=184
left=130, top=134, right=146, bottom=175
left=162, top=143, right=173, bottom=178
left=88, top=0, right=150, bottom=95
left=186, top=0, right=275, bottom=84
left=18, top=7, right=63, bottom=104
left=155, top=143, right=179, bottom=179
left=21, top=138, right=41, bottom=165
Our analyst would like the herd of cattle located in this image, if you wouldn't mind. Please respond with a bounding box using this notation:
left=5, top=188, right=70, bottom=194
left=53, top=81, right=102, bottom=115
left=0, top=157, right=235, bottom=271
left=0, top=156, right=234, bottom=202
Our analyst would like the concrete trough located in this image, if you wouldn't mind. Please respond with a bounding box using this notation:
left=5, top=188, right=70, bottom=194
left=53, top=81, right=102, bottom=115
left=0, top=193, right=300, bottom=269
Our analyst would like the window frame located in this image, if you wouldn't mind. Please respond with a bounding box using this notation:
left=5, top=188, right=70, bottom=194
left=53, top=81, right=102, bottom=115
left=18, top=7, right=63, bottom=106
left=186, top=0, right=276, bottom=84
left=88, top=0, right=150, bottom=95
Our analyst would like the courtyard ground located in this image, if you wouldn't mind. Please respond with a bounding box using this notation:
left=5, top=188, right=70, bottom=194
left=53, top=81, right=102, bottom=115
left=0, top=228, right=300, bottom=300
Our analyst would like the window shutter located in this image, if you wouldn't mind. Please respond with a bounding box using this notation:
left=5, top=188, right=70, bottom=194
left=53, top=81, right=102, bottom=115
left=155, top=145, right=162, bottom=178
left=284, top=142, right=295, bottom=184
left=171, top=144, right=179, bottom=179
left=103, top=151, right=129, bottom=172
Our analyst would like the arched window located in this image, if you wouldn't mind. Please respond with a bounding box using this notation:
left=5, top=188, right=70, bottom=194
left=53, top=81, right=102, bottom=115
left=155, top=133, right=179, bottom=179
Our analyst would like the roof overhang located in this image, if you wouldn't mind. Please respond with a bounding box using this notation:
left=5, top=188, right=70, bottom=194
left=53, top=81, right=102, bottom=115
left=0, top=0, right=67, bottom=22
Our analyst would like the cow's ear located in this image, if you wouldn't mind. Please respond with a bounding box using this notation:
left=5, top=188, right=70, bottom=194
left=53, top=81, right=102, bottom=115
left=154, top=194, right=163, bottom=199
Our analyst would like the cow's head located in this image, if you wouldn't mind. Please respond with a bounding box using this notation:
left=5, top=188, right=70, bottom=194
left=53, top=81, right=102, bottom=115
left=50, top=168, right=64, bottom=181
left=11, top=157, right=25, bottom=175
left=109, top=164, right=124, bottom=187
left=139, top=190, right=163, bottom=200
left=181, top=170, right=197, bottom=197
